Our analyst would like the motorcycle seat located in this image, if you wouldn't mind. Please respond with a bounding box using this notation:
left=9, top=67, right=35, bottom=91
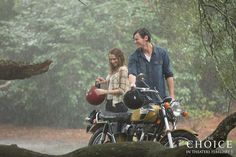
left=99, top=111, right=131, bottom=122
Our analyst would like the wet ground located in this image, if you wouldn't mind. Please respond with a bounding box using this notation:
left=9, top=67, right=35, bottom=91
left=0, top=125, right=90, bottom=155
left=0, top=114, right=235, bottom=155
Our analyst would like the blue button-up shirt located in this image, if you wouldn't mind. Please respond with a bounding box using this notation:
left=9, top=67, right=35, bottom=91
left=128, top=45, right=173, bottom=100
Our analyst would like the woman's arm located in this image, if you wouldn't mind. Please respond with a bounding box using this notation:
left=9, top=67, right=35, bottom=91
left=118, top=67, right=129, bottom=93
left=96, top=67, right=129, bottom=95
left=95, top=88, right=121, bottom=95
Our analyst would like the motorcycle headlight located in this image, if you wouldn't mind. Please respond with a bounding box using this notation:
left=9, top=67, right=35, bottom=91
left=171, top=101, right=189, bottom=118
left=173, top=108, right=182, bottom=117
left=171, top=102, right=182, bottom=117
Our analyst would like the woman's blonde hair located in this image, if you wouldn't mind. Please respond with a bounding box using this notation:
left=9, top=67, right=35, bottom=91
left=108, top=48, right=125, bottom=73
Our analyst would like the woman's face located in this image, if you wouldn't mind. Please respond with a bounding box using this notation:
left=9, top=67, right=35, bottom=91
left=109, top=54, right=119, bottom=68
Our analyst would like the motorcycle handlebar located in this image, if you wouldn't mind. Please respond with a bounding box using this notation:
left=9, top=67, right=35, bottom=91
left=134, top=87, right=159, bottom=94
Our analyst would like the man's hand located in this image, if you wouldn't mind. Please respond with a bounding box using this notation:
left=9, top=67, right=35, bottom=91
left=129, top=74, right=136, bottom=88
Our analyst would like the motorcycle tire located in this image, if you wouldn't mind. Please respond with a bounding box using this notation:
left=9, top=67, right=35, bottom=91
left=160, top=130, right=198, bottom=147
left=88, top=127, right=115, bottom=145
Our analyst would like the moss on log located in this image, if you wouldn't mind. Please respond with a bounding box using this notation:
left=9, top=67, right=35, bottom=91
left=0, top=144, right=52, bottom=157
left=65, top=142, right=170, bottom=157
left=0, top=142, right=232, bottom=157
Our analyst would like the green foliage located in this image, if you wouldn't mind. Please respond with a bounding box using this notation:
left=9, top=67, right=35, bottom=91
left=198, top=0, right=236, bottom=100
left=0, top=0, right=233, bottom=128
left=186, top=106, right=213, bottom=119
left=0, top=0, right=16, bottom=21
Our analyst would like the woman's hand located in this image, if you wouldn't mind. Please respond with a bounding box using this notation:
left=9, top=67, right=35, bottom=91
left=95, top=89, right=108, bottom=95
left=95, top=77, right=106, bottom=84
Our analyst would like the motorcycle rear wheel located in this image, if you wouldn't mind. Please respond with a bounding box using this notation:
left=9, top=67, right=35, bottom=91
left=88, top=127, right=115, bottom=145
left=160, top=130, right=198, bottom=147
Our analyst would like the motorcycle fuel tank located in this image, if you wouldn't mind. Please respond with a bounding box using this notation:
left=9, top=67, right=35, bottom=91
left=130, top=104, right=160, bottom=123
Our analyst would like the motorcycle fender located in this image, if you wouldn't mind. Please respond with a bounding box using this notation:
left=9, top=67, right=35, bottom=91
left=159, top=129, right=198, bottom=142
left=171, top=129, right=198, bottom=136
left=87, top=123, right=105, bottom=133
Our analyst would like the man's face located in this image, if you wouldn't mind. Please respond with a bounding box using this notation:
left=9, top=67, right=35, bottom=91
left=133, top=33, right=148, bottom=48
left=109, top=54, right=119, bottom=68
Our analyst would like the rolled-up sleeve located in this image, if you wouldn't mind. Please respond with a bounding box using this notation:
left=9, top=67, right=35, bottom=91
left=128, top=54, right=137, bottom=76
left=119, top=67, right=129, bottom=93
left=162, top=50, right=173, bottom=79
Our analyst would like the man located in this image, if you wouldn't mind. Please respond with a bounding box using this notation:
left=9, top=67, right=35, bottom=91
left=128, top=28, right=174, bottom=101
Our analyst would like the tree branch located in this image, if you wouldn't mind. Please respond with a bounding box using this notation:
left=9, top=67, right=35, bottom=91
left=0, top=60, right=52, bottom=80
left=78, top=0, right=87, bottom=6
left=0, top=81, right=11, bottom=89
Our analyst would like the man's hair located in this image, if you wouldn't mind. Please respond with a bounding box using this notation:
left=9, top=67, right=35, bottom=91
left=133, top=28, right=151, bottom=42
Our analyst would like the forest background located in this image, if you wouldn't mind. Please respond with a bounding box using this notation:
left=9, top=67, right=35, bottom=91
left=0, top=0, right=235, bottom=128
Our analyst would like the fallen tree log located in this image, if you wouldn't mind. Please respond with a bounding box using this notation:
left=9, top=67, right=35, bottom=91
left=203, top=112, right=236, bottom=149
left=0, top=59, right=52, bottom=80
left=0, top=113, right=235, bottom=157
left=0, top=141, right=232, bottom=157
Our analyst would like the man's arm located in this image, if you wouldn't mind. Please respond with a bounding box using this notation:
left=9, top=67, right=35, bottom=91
left=128, top=74, right=136, bottom=87
left=166, top=77, right=174, bottom=99
left=128, top=53, right=138, bottom=88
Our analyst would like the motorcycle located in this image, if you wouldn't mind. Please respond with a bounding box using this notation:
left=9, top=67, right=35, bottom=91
left=85, top=74, right=198, bottom=148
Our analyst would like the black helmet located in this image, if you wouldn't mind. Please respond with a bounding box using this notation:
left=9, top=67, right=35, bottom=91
left=123, top=89, right=144, bottom=109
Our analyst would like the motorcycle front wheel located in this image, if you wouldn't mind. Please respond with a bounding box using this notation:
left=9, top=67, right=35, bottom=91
left=88, top=127, right=115, bottom=145
left=160, top=130, right=198, bottom=147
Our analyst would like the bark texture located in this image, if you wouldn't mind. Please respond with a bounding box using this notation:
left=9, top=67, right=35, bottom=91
left=0, top=60, right=52, bottom=80
left=0, top=142, right=232, bottom=157
left=203, top=112, right=236, bottom=148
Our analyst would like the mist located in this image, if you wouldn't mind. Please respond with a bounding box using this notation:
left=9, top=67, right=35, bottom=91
left=0, top=0, right=235, bottom=155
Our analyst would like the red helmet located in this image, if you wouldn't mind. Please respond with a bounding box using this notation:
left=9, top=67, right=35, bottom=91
left=86, top=86, right=105, bottom=105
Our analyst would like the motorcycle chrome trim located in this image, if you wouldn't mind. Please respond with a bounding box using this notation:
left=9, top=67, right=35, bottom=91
left=161, top=106, right=174, bottom=148
left=95, top=112, right=101, bottom=122
left=87, top=122, right=106, bottom=133
left=159, top=128, right=199, bottom=143
left=140, top=131, right=145, bottom=141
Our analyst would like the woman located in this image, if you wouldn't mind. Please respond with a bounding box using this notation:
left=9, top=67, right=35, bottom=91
left=95, top=48, right=129, bottom=113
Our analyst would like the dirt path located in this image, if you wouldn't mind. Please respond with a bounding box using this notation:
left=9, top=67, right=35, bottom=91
left=177, top=114, right=236, bottom=140
left=0, top=124, right=90, bottom=155
left=0, top=114, right=235, bottom=155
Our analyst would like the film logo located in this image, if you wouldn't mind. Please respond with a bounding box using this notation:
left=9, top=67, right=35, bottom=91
left=186, top=140, right=234, bottom=155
